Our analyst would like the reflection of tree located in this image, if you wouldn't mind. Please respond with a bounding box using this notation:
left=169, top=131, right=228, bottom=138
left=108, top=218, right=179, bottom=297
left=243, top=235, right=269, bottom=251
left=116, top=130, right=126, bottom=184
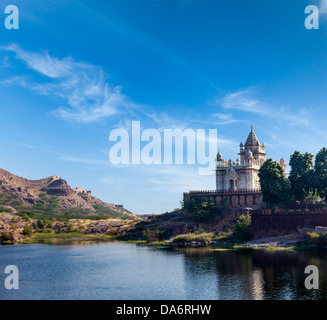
left=181, top=249, right=219, bottom=300
left=213, top=249, right=258, bottom=300
left=251, top=250, right=327, bottom=300
left=180, top=248, right=327, bottom=300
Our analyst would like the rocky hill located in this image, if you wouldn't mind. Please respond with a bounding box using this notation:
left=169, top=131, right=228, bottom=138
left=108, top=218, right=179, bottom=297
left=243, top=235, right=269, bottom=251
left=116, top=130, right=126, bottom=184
left=0, top=168, right=137, bottom=220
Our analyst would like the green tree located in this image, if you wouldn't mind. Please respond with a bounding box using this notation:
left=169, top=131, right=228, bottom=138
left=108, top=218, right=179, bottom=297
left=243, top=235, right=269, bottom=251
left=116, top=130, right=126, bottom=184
left=22, top=214, right=30, bottom=221
left=232, top=214, right=252, bottom=242
left=37, top=219, right=45, bottom=229
left=182, top=199, right=219, bottom=220
left=22, top=226, right=33, bottom=237
left=314, top=147, right=327, bottom=199
left=258, top=158, right=291, bottom=205
left=289, top=151, right=314, bottom=202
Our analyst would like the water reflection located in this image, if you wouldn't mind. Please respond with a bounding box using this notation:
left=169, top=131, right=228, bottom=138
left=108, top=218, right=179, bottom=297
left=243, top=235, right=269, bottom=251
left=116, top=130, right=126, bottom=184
left=180, top=248, right=327, bottom=300
left=0, top=242, right=326, bottom=300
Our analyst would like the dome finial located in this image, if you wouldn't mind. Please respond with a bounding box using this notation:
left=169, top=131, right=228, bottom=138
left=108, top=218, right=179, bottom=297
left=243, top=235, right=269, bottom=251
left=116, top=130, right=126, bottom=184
left=245, top=124, right=260, bottom=147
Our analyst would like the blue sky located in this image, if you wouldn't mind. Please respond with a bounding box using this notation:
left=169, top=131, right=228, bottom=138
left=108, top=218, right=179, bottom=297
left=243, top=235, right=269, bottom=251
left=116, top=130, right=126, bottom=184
left=1, top=0, right=327, bottom=214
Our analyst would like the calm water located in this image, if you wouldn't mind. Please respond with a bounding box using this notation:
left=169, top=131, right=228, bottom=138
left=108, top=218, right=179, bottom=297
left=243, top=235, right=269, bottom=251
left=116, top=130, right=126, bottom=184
left=0, top=241, right=326, bottom=300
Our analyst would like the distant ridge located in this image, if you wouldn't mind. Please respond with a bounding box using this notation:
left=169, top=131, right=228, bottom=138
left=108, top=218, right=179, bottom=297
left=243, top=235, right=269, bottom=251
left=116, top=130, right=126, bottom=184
left=0, top=168, right=137, bottom=220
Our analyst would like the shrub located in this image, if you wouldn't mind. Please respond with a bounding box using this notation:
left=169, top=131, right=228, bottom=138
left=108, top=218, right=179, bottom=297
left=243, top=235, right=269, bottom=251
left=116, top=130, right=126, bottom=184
left=22, top=214, right=30, bottom=221
left=0, top=206, right=13, bottom=213
left=232, top=214, right=252, bottom=242
left=182, top=199, right=220, bottom=221
left=172, top=232, right=216, bottom=245
left=22, top=226, right=33, bottom=237
left=106, top=229, right=118, bottom=236
left=142, top=229, right=165, bottom=241
left=306, top=232, right=327, bottom=248
left=1, top=233, right=13, bottom=241
left=37, top=219, right=45, bottom=229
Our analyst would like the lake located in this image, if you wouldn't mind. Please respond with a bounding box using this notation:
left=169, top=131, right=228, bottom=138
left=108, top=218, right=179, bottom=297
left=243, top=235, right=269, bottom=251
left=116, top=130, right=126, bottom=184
left=0, top=241, right=326, bottom=300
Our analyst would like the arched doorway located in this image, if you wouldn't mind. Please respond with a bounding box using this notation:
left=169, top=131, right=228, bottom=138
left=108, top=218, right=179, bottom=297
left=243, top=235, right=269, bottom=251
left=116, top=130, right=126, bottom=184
left=229, top=179, right=234, bottom=191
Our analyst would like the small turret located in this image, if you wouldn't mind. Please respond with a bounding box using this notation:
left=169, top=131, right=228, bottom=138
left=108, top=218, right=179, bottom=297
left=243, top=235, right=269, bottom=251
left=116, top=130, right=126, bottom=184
left=246, top=149, right=254, bottom=159
left=280, top=157, right=287, bottom=175
left=216, top=151, right=223, bottom=162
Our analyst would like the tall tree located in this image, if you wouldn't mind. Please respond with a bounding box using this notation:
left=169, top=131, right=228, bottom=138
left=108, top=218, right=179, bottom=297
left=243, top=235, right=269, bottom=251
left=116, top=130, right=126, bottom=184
left=314, top=147, right=327, bottom=199
left=289, top=151, right=314, bottom=202
left=258, top=158, right=291, bottom=206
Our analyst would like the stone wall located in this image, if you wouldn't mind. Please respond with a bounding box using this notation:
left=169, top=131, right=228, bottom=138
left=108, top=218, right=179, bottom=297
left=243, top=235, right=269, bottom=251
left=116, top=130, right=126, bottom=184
left=184, top=190, right=263, bottom=209
left=251, top=209, right=327, bottom=236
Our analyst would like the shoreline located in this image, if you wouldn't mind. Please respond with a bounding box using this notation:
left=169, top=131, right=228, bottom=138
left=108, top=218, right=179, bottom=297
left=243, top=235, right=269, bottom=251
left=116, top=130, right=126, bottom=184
left=0, top=231, right=323, bottom=252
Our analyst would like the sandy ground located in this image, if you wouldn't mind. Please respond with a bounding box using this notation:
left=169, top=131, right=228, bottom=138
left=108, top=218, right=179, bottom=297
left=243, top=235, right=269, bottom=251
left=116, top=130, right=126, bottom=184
left=244, top=233, right=308, bottom=248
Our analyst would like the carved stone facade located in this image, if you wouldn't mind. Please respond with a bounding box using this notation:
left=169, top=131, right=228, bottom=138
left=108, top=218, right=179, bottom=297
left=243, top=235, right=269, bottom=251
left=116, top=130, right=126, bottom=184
left=216, top=125, right=266, bottom=192
left=184, top=125, right=287, bottom=210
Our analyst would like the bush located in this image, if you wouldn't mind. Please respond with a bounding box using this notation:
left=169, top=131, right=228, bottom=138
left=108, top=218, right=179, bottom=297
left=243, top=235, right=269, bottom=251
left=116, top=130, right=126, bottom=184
left=172, top=232, right=217, bottom=245
left=1, top=233, right=13, bottom=241
left=306, top=232, right=327, bottom=248
left=182, top=199, right=220, bottom=221
left=22, top=226, right=33, bottom=237
left=142, top=229, right=165, bottom=241
left=37, top=219, right=45, bottom=229
left=0, top=206, right=13, bottom=213
left=232, top=214, right=252, bottom=242
left=106, top=229, right=118, bottom=236
left=22, top=214, right=30, bottom=221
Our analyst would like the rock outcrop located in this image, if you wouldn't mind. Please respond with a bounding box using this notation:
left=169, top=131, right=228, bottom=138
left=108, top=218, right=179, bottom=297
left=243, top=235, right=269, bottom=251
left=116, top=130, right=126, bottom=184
left=0, top=168, right=137, bottom=219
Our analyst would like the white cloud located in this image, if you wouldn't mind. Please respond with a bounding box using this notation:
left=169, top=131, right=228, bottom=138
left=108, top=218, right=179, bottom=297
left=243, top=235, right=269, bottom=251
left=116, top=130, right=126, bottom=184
left=211, top=112, right=243, bottom=125
left=320, top=0, right=327, bottom=15
left=222, top=88, right=271, bottom=116
left=221, top=88, right=309, bottom=127
left=1, top=44, right=135, bottom=123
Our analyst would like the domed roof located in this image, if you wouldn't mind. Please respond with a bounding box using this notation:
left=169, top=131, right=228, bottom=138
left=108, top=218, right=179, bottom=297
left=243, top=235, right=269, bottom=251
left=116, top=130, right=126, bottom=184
left=244, top=125, right=260, bottom=147
left=216, top=152, right=223, bottom=161
left=246, top=149, right=253, bottom=158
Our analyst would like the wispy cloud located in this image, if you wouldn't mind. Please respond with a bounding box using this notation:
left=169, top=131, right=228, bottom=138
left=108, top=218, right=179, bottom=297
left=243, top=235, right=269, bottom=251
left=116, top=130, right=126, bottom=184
left=59, top=156, right=110, bottom=166
left=12, top=142, right=38, bottom=149
left=1, top=44, right=136, bottom=123
left=147, top=165, right=214, bottom=194
left=221, top=88, right=309, bottom=127
left=0, top=56, right=9, bottom=68
left=211, top=112, right=243, bottom=125
left=320, top=0, right=327, bottom=15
